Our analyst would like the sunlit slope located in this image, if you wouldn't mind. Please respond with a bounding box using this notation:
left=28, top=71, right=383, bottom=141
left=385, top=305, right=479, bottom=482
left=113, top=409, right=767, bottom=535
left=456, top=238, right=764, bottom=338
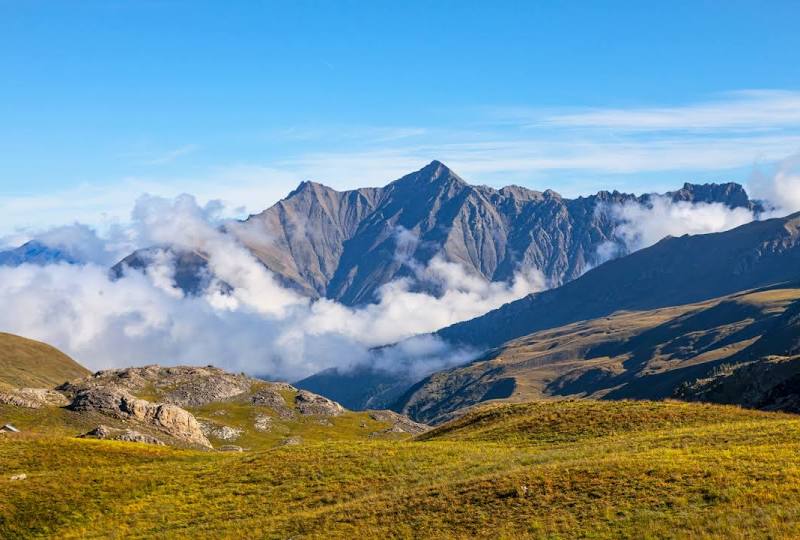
left=3, top=400, right=800, bottom=539
left=397, top=286, right=800, bottom=424
left=0, top=333, right=89, bottom=389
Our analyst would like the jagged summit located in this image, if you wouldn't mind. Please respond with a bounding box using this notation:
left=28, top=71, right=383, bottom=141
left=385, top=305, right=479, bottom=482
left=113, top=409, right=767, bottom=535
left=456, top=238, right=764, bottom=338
left=388, top=160, right=467, bottom=190
left=110, top=162, right=763, bottom=306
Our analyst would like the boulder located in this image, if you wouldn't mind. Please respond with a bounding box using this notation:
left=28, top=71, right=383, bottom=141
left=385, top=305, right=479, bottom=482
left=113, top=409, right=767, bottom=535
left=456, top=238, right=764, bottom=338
left=199, top=422, right=243, bottom=441
left=253, top=414, right=272, bottom=432
left=251, top=386, right=296, bottom=419
left=218, top=445, right=244, bottom=452
left=368, top=410, right=428, bottom=435
left=295, top=390, right=344, bottom=417
left=79, top=425, right=165, bottom=446
left=68, top=388, right=211, bottom=448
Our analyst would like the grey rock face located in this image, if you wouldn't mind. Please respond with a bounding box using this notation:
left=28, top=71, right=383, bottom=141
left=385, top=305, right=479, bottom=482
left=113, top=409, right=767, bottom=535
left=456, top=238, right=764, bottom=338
left=199, top=422, right=243, bottom=441
left=60, top=365, right=253, bottom=408
left=368, top=410, right=428, bottom=435
left=67, top=387, right=211, bottom=448
left=434, top=212, right=800, bottom=352
left=294, top=389, right=344, bottom=416
left=79, top=425, right=165, bottom=446
left=0, top=388, right=68, bottom=409
left=112, top=161, right=759, bottom=306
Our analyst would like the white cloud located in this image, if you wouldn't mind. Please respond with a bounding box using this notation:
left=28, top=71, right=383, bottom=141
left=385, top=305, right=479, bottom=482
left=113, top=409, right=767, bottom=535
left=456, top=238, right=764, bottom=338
left=538, top=90, right=800, bottom=131
left=749, top=153, right=800, bottom=215
left=602, top=196, right=755, bottom=256
left=0, top=193, right=544, bottom=382
left=4, top=90, right=800, bottom=237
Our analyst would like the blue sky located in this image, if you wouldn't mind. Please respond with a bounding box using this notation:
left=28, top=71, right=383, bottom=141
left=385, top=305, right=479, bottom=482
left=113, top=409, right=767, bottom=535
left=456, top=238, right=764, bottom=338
left=1, top=0, right=800, bottom=235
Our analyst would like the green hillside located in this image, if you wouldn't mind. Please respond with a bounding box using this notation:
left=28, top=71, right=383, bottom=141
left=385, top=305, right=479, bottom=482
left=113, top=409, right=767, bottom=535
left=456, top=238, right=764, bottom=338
left=4, top=400, right=800, bottom=538
left=0, top=333, right=89, bottom=389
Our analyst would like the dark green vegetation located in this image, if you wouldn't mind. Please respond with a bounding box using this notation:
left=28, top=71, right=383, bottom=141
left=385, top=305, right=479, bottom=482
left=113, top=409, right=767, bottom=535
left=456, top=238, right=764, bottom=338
left=4, top=400, right=800, bottom=538
left=0, top=332, right=89, bottom=389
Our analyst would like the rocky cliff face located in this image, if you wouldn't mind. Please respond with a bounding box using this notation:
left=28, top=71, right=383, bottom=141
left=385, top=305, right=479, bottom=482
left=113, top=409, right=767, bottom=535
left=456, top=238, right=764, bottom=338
left=112, top=161, right=760, bottom=306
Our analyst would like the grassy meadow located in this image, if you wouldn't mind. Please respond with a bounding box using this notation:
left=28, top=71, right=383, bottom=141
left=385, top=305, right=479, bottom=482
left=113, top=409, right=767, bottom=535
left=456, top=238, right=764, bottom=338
left=3, top=400, right=800, bottom=538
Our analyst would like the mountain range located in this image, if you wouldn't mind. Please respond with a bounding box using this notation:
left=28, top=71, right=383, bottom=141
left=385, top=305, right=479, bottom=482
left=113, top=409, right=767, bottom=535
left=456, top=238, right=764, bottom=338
left=107, top=161, right=761, bottom=305
left=3, top=161, right=797, bottom=426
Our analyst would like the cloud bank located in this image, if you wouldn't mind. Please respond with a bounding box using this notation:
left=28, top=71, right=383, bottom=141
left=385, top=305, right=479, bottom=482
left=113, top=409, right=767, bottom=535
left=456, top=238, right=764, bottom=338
left=594, top=152, right=800, bottom=263
left=0, top=194, right=544, bottom=382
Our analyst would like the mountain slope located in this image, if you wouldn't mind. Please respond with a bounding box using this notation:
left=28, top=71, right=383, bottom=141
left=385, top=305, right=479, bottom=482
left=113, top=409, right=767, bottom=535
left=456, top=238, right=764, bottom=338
left=396, top=285, right=800, bottom=423
left=113, top=161, right=760, bottom=306
left=436, top=212, right=800, bottom=350
left=0, top=333, right=90, bottom=389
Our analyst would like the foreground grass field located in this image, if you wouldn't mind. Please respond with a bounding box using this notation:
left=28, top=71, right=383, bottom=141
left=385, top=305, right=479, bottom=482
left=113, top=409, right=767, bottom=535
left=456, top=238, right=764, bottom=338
left=3, top=400, right=800, bottom=539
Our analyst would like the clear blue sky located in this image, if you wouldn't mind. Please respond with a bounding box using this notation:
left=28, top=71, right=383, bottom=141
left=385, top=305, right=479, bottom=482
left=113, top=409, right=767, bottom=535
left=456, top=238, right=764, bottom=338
left=1, top=1, right=799, bottom=233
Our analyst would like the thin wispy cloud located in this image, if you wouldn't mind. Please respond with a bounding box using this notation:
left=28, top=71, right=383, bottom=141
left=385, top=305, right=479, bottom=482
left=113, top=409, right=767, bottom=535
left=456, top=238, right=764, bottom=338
left=2, top=90, right=800, bottom=235
left=536, top=90, right=800, bottom=131
left=142, top=144, right=199, bottom=165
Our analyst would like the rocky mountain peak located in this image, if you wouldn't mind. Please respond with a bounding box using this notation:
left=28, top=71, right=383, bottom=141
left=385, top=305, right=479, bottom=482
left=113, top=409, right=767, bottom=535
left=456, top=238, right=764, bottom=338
left=391, top=160, right=467, bottom=190
left=108, top=163, right=766, bottom=307
left=286, top=179, right=334, bottom=199
left=672, top=181, right=753, bottom=209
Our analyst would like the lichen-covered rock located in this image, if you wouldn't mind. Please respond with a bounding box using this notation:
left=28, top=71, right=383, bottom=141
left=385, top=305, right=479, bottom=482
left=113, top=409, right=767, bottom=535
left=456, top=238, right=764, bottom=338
left=199, top=422, right=243, bottom=441
left=295, top=390, right=344, bottom=417
left=253, top=414, right=272, bottom=432
left=68, top=388, right=211, bottom=448
left=79, top=425, right=165, bottom=446
left=280, top=436, right=302, bottom=446
left=218, top=445, right=243, bottom=452
left=0, top=388, right=69, bottom=409
left=251, top=385, right=296, bottom=418
left=368, top=410, right=428, bottom=435
left=59, top=365, right=252, bottom=407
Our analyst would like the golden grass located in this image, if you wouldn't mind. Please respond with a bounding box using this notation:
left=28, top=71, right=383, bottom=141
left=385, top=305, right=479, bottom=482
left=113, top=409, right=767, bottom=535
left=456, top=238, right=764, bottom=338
left=3, top=400, right=800, bottom=538
left=0, top=333, right=89, bottom=389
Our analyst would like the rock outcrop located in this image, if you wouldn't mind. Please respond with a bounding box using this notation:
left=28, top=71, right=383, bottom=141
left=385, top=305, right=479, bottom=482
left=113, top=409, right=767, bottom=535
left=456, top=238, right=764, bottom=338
left=368, top=410, right=428, bottom=435
left=60, top=365, right=253, bottom=407
left=67, top=387, right=211, bottom=448
left=295, top=390, right=344, bottom=416
left=0, top=388, right=68, bottom=409
left=79, top=425, right=165, bottom=446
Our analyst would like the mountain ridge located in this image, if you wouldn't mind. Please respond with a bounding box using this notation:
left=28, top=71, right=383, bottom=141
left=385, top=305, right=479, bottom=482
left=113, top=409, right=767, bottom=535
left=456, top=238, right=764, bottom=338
left=109, top=161, right=762, bottom=306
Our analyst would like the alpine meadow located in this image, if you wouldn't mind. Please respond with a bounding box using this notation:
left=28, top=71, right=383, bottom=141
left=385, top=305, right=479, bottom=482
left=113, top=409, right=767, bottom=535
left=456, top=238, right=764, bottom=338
left=2, top=2, right=800, bottom=539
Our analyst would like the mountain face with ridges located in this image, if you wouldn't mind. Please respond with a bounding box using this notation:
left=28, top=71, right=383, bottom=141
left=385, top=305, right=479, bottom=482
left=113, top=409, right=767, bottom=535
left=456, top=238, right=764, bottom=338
left=434, top=212, right=800, bottom=350
left=112, top=161, right=761, bottom=306
left=389, top=213, right=800, bottom=423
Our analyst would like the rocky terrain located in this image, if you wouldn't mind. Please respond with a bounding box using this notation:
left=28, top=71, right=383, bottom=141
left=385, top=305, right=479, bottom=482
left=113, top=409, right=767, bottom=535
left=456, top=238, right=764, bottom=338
left=0, top=342, right=426, bottom=450
left=110, top=161, right=761, bottom=306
